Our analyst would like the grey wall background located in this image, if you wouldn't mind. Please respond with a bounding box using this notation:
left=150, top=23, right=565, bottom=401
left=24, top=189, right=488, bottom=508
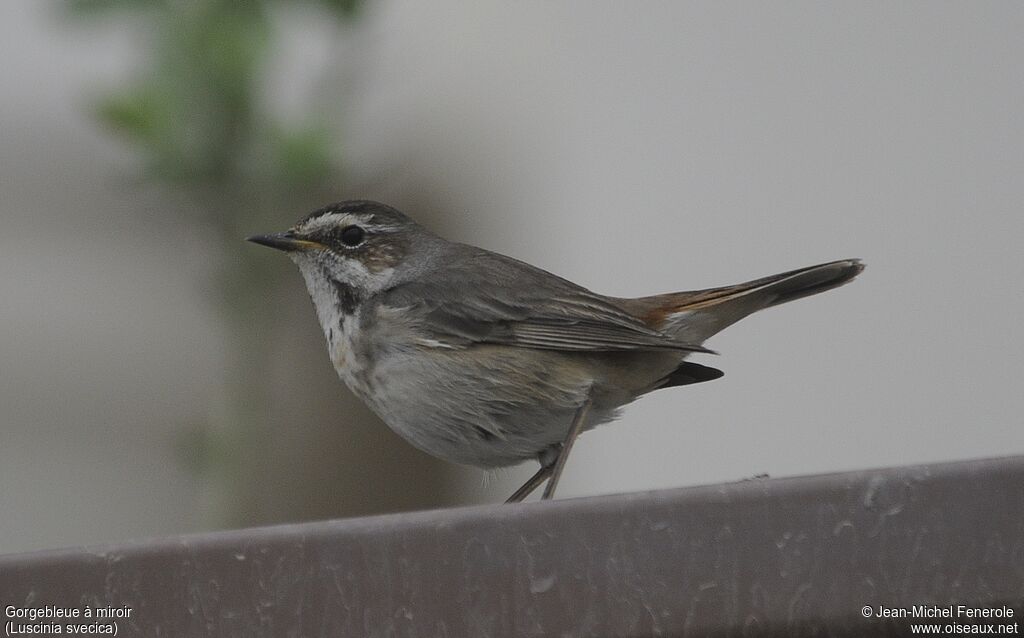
left=2, top=1, right=1022, bottom=555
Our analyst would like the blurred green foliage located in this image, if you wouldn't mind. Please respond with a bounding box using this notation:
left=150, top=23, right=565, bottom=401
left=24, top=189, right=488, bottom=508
left=71, top=0, right=362, bottom=198
left=68, top=0, right=366, bottom=526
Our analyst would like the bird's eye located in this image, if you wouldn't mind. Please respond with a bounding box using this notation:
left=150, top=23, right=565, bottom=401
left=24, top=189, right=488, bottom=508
left=339, top=225, right=365, bottom=247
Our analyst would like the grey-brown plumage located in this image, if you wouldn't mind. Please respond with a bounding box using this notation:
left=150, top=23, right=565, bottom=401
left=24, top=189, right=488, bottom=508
left=248, top=200, right=864, bottom=499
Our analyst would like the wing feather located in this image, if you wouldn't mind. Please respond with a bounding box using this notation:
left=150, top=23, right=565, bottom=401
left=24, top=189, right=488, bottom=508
left=377, top=248, right=711, bottom=354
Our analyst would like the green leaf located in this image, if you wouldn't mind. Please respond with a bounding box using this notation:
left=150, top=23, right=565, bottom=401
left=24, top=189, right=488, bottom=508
left=95, top=85, right=169, bottom=145
left=273, top=124, right=335, bottom=185
left=316, top=0, right=365, bottom=21
left=66, top=0, right=165, bottom=14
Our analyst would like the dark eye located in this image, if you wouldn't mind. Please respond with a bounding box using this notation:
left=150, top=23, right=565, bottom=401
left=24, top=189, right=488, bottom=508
left=339, top=225, right=365, bottom=247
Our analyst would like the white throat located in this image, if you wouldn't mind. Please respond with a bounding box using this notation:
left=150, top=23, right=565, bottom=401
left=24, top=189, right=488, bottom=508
left=296, top=264, right=348, bottom=347
left=292, top=255, right=394, bottom=396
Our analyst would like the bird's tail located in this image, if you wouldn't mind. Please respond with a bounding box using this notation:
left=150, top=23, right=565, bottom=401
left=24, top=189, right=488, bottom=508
left=625, top=259, right=864, bottom=344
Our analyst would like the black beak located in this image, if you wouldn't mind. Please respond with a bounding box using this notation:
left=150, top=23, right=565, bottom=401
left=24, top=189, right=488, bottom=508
left=246, top=231, right=324, bottom=252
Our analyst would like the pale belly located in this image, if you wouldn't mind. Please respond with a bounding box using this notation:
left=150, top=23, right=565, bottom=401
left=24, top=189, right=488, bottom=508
left=328, top=330, right=679, bottom=467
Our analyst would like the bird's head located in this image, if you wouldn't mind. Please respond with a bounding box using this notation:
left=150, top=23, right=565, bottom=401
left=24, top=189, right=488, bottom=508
left=248, top=200, right=435, bottom=316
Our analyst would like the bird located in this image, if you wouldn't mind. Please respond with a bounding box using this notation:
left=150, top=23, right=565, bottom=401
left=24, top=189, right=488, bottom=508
left=248, top=200, right=863, bottom=502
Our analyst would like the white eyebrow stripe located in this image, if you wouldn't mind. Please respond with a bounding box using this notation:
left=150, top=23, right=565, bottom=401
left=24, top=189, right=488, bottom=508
left=300, top=212, right=398, bottom=234
left=301, top=212, right=355, bottom=232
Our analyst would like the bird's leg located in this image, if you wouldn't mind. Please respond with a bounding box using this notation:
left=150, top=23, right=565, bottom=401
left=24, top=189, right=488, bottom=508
left=505, top=462, right=554, bottom=503
left=541, top=395, right=593, bottom=500
left=505, top=442, right=563, bottom=503
left=505, top=393, right=594, bottom=503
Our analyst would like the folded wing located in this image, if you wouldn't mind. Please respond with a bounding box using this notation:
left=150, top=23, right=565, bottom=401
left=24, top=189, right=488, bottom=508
left=378, top=249, right=711, bottom=354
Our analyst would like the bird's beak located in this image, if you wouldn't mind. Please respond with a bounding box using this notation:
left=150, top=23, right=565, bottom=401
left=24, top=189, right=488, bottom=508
left=246, top=231, right=325, bottom=252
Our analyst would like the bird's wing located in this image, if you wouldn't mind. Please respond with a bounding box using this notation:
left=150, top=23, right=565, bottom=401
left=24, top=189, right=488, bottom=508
left=377, top=249, right=711, bottom=354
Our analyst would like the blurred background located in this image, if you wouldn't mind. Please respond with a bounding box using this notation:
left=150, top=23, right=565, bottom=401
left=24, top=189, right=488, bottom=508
left=2, top=1, right=1022, bottom=555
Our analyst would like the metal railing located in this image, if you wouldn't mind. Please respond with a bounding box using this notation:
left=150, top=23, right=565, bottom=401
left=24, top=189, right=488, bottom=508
left=2, top=456, right=1022, bottom=636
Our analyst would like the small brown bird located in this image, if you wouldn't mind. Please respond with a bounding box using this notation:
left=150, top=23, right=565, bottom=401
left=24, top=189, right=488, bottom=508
left=249, top=200, right=864, bottom=501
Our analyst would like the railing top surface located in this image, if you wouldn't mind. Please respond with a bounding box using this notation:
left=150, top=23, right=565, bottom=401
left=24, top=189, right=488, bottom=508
left=2, top=455, right=1022, bottom=637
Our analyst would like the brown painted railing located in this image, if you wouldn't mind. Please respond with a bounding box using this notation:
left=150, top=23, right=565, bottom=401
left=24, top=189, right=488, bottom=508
left=2, top=456, right=1022, bottom=637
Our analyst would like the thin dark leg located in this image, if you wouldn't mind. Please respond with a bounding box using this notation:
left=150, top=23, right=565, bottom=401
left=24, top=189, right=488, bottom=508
left=505, top=463, right=554, bottom=503
left=541, top=396, right=593, bottom=500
